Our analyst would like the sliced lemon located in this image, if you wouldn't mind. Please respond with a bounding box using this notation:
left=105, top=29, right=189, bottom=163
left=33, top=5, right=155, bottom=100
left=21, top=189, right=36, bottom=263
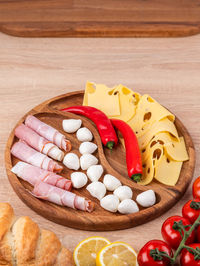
left=96, top=241, right=138, bottom=266
left=73, top=236, right=111, bottom=266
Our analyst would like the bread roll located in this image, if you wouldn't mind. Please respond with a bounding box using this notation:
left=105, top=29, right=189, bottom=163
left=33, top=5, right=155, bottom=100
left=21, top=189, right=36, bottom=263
left=0, top=203, right=74, bottom=265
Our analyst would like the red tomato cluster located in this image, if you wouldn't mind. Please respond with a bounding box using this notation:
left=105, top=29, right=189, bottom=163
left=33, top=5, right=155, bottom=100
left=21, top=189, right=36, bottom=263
left=137, top=176, right=200, bottom=266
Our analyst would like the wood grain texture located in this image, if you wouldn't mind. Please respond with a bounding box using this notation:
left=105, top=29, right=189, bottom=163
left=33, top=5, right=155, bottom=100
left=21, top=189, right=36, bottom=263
left=0, top=0, right=200, bottom=37
left=5, top=91, right=195, bottom=230
left=0, top=32, right=200, bottom=252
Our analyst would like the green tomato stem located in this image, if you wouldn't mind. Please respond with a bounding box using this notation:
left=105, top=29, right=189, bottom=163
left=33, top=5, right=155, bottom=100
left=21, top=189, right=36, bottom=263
left=150, top=214, right=200, bottom=264
left=190, top=201, right=200, bottom=210
left=170, top=214, right=200, bottom=264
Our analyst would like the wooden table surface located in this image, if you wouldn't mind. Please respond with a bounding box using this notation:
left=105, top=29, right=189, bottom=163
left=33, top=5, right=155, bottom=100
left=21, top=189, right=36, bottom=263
left=0, top=32, right=200, bottom=254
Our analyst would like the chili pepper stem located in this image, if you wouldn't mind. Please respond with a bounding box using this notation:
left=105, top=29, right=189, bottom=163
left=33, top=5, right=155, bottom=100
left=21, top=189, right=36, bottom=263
left=106, top=141, right=114, bottom=150
left=131, top=174, right=142, bottom=182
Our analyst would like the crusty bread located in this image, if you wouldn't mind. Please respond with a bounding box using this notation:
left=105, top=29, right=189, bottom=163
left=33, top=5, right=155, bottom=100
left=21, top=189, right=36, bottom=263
left=0, top=203, right=74, bottom=266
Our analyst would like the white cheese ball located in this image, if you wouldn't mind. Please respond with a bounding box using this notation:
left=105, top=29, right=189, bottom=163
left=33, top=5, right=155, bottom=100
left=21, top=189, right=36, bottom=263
left=62, top=119, right=82, bottom=133
left=103, top=174, right=121, bottom=191
left=136, top=190, right=156, bottom=207
left=118, top=199, right=139, bottom=214
left=86, top=182, right=106, bottom=200
left=47, top=146, right=64, bottom=161
left=63, top=153, right=80, bottom=170
left=114, top=186, right=133, bottom=201
left=87, top=165, right=104, bottom=182
left=71, top=172, right=88, bottom=189
left=100, top=195, right=119, bottom=213
left=79, top=142, right=97, bottom=155
left=76, top=127, right=93, bottom=142
left=80, top=154, right=98, bottom=170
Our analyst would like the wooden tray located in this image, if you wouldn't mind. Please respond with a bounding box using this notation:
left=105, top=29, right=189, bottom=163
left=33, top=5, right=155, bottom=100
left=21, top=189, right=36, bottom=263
left=1, top=0, right=200, bottom=37
left=5, top=91, right=195, bottom=231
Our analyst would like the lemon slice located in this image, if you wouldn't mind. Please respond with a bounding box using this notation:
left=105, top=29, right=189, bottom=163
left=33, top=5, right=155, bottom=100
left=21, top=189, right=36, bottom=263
left=96, top=241, right=138, bottom=266
left=73, top=236, right=111, bottom=266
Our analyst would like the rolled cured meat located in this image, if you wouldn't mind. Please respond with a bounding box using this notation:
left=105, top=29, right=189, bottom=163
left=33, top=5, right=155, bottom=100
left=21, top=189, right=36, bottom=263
left=15, top=124, right=64, bottom=161
left=11, top=141, right=63, bottom=173
left=32, top=181, right=94, bottom=212
left=25, top=115, right=71, bottom=152
left=11, top=162, right=72, bottom=191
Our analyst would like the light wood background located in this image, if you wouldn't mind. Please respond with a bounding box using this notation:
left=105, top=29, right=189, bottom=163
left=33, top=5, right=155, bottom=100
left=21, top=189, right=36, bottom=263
left=0, top=32, right=200, bottom=254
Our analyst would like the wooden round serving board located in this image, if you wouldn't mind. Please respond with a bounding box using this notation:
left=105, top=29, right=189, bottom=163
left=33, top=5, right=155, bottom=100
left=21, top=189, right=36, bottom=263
left=5, top=91, right=195, bottom=231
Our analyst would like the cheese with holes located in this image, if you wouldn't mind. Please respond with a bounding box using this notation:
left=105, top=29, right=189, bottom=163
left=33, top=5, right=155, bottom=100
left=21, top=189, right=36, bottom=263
left=139, top=142, right=164, bottom=185
left=142, top=142, right=164, bottom=164
left=144, top=133, right=189, bottom=162
left=127, top=94, right=175, bottom=138
left=154, top=152, right=183, bottom=186
left=165, top=136, right=189, bottom=162
left=138, top=118, right=179, bottom=150
left=139, top=155, right=155, bottom=185
left=83, top=81, right=120, bottom=116
left=83, top=82, right=189, bottom=187
left=109, top=84, right=141, bottom=122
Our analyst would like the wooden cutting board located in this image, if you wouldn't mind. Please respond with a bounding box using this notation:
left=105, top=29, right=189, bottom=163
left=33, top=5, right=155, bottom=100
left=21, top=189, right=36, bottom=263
left=0, top=0, right=200, bottom=37
left=5, top=91, right=195, bottom=231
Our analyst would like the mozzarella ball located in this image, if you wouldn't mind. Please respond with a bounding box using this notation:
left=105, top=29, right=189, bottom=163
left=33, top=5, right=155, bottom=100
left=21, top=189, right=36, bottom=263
left=86, top=182, right=106, bottom=200
left=114, top=186, right=133, bottom=201
left=100, top=195, right=119, bottom=213
left=63, top=153, right=80, bottom=170
left=76, top=127, right=93, bottom=142
left=79, top=142, right=97, bottom=155
left=71, top=172, right=88, bottom=189
left=80, top=154, right=98, bottom=170
left=136, top=190, right=156, bottom=207
left=118, top=199, right=139, bottom=214
left=103, top=174, right=121, bottom=191
left=87, top=165, right=104, bottom=182
left=62, top=119, right=82, bottom=133
left=47, top=146, right=64, bottom=161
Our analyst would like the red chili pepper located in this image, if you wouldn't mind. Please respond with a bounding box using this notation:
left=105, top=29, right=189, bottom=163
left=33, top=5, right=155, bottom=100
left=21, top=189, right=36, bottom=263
left=110, top=119, right=142, bottom=182
left=61, top=106, right=118, bottom=149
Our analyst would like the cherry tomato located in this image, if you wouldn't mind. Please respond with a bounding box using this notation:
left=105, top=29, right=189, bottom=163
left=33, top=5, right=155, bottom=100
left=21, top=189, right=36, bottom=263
left=137, top=239, right=173, bottom=266
left=161, top=216, right=195, bottom=249
left=182, top=199, right=200, bottom=224
left=180, top=243, right=200, bottom=266
left=193, top=176, right=200, bottom=199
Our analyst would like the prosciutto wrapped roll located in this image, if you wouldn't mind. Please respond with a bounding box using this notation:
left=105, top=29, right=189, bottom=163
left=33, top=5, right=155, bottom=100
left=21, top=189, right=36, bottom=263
left=25, top=115, right=71, bottom=152
left=32, top=181, right=94, bottom=212
left=15, top=124, right=64, bottom=161
left=11, top=141, right=63, bottom=173
left=11, top=162, right=72, bottom=191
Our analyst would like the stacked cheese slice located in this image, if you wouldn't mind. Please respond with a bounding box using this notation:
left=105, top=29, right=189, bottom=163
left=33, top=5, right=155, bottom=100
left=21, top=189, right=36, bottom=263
left=83, top=82, right=189, bottom=186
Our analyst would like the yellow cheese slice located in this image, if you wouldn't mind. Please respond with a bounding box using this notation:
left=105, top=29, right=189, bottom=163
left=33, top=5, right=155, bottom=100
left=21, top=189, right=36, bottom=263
left=109, top=84, right=141, bottom=122
left=83, top=81, right=96, bottom=105
left=154, top=153, right=183, bottom=186
left=139, top=142, right=164, bottom=185
left=165, top=136, right=189, bottom=162
left=142, top=142, right=164, bottom=164
left=127, top=94, right=175, bottom=138
left=139, top=156, right=155, bottom=185
left=141, top=133, right=188, bottom=162
left=138, top=118, right=179, bottom=150
left=83, top=81, right=120, bottom=116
